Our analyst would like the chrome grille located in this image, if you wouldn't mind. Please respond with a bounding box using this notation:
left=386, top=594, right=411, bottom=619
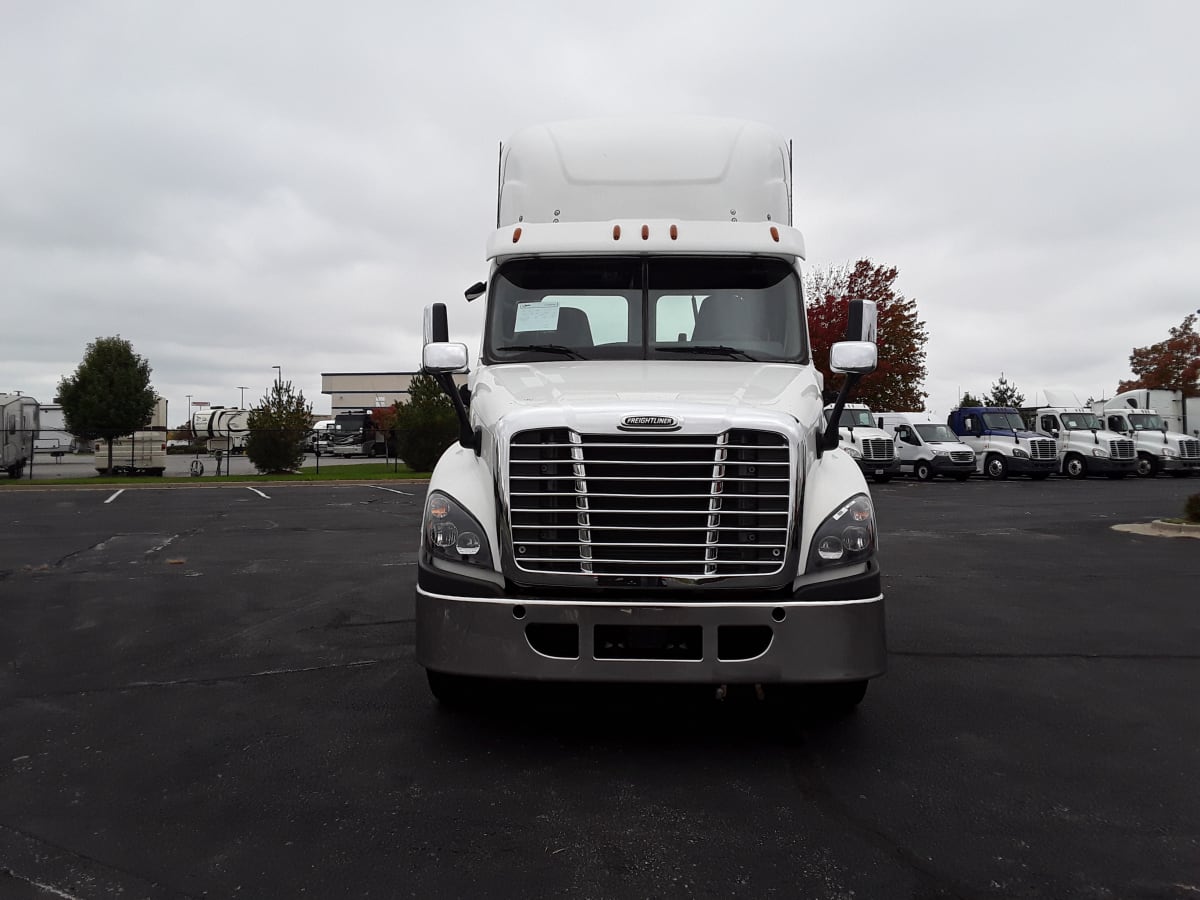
left=1108, top=439, right=1135, bottom=460
left=950, top=450, right=975, bottom=464
left=860, top=438, right=894, bottom=462
left=508, top=428, right=791, bottom=578
left=1180, top=439, right=1200, bottom=460
left=1030, top=439, right=1057, bottom=460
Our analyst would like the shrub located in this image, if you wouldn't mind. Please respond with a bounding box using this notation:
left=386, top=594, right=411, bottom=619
left=246, top=380, right=312, bottom=474
left=1185, top=493, right=1200, bottom=524
left=391, top=374, right=459, bottom=472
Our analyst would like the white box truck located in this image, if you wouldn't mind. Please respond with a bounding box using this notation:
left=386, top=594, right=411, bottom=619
left=1092, top=397, right=1200, bottom=477
left=1021, top=390, right=1136, bottom=479
left=1, top=393, right=39, bottom=478
left=876, top=412, right=976, bottom=481
left=414, top=117, right=886, bottom=712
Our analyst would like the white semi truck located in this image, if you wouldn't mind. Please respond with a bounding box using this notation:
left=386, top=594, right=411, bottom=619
left=1021, top=390, right=1136, bottom=479
left=947, top=406, right=1058, bottom=480
left=1, top=393, right=39, bottom=478
left=1091, top=398, right=1200, bottom=477
left=1099, top=388, right=1200, bottom=440
left=415, top=117, right=886, bottom=712
left=823, top=402, right=901, bottom=483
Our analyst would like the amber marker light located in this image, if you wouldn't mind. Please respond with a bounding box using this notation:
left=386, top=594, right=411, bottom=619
left=770, top=226, right=780, bottom=242
left=641, top=224, right=649, bottom=240
left=512, top=227, right=522, bottom=243
left=613, top=225, right=621, bottom=240
left=669, top=224, right=678, bottom=240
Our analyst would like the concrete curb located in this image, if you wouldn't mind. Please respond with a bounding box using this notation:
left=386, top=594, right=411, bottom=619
left=1112, top=519, right=1200, bottom=539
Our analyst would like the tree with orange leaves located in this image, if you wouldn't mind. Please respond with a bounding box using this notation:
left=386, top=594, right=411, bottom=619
left=805, top=259, right=929, bottom=411
left=1116, top=313, right=1200, bottom=395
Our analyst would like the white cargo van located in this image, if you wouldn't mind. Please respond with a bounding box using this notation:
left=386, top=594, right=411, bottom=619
left=415, top=117, right=886, bottom=712
left=877, top=412, right=975, bottom=481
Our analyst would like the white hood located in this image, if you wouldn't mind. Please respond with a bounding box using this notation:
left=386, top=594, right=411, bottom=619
left=471, top=360, right=822, bottom=434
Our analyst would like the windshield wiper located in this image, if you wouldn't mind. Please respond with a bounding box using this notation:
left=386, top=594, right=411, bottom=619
left=499, top=344, right=586, bottom=360
left=657, top=345, right=756, bottom=361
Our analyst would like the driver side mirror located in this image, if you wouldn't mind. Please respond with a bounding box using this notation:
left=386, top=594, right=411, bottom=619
left=830, top=341, right=877, bottom=374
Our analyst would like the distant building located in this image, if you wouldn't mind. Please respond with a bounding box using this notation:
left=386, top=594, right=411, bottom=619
left=321, top=371, right=467, bottom=416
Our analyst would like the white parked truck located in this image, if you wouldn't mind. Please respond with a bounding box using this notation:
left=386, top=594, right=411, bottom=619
left=415, top=117, right=886, bottom=712
left=1, top=393, right=39, bottom=478
left=876, top=412, right=976, bottom=481
left=1100, top=388, right=1200, bottom=440
left=1021, top=390, right=1136, bottom=479
left=1091, top=399, right=1200, bottom=477
left=946, top=406, right=1057, bottom=480
left=823, top=403, right=901, bottom=483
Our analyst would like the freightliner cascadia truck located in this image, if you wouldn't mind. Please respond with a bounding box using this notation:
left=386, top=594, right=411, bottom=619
left=415, top=118, right=885, bottom=712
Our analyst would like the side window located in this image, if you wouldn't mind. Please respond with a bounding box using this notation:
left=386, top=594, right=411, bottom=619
left=1041, top=415, right=1059, bottom=435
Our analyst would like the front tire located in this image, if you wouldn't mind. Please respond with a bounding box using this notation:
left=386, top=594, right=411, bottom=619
left=914, top=461, right=934, bottom=482
left=1065, top=455, right=1088, bottom=479
left=1136, top=454, right=1158, bottom=478
left=985, top=454, right=1008, bottom=480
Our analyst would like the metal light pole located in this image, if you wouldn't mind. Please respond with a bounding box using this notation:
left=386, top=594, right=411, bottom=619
left=272, top=366, right=282, bottom=386
left=237, top=386, right=248, bottom=409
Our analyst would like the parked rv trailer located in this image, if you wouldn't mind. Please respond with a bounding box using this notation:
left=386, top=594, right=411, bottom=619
left=35, top=404, right=78, bottom=455
left=1, top=393, right=39, bottom=478
left=193, top=407, right=251, bottom=454
left=95, top=397, right=167, bottom=476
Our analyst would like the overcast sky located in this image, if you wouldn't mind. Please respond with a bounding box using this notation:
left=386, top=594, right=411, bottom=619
left=3, top=1, right=1198, bottom=421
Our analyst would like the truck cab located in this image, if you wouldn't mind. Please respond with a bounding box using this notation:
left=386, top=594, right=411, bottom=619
left=1023, top=403, right=1136, bottom=479
left=1093, top=406, right=1200, bottom=478
left=877, top=412, right=975, bottom=481
left=947, top=406, right=1057, bottom=480
left=823, top=403, right=900, bottom=483
left=415, top=117, right=886, bottom=712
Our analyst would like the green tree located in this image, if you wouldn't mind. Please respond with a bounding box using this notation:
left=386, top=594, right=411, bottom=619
left=56, top=336, right=157, bottom=475
left=246, top=380, right=312, bottom=474
left=392, top=374, right=459, bottom=472
left=983, top=373, right=1025, bottom=408
left=805, top=259, right=929, bottom=411
left=958, top=391, right=984, bottom=407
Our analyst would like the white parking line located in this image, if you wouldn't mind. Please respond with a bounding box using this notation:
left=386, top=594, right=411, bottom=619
left=103, top=489, right=124, bottom=504
left=246, top=487, right=270, bottom=499
left=370, top=485, right=412, bottom=496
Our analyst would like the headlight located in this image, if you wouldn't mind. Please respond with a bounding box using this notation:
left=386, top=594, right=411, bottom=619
left=1162, top=448, right=1178, bottom=458
left=423, top=490, right=494, bottom=569
left=807, top=494, right=876, bottom=571
left=932, top=449, right=949, bottom=457
left=1092, top=448, right=1109, bottom=458
left=843, top=446, right=862, bottom=459
left=1012, top=447, right=1029, bottom=459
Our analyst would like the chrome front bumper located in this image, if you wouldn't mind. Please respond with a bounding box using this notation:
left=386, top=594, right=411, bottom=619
left=415, top=582, right=886, bottom=685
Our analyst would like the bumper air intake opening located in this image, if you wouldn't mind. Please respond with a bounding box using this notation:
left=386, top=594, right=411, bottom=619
left=525, top=623, right=579, bottom=659
left=594, top=625, right=702, bottom=661
left=717, top=625, right=774, bottom=661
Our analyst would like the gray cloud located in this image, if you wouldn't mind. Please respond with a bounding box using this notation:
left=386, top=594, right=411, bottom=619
left=3, top=1, right=1198, bottom=421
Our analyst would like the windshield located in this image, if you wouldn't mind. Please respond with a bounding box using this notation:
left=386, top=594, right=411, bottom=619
left=334, top=417, right=369, bottom=433
left=982, top=412, right=1026, bottom=431
left=915, top=423, right=958, bottom=443
left=1128, top=413, right=1165, bottom=431
left=836, top=409, right=876, bottom=428
left=484, top=256, right=807, bottom=363
left=1060, top=412, right=1101, bottom=430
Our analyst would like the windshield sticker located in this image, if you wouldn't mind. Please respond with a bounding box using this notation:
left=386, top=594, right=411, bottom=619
left=515, top=301, right=560, bottom=332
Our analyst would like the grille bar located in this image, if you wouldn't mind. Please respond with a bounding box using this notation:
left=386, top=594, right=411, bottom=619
left=509, top=427, right=792, bottom=578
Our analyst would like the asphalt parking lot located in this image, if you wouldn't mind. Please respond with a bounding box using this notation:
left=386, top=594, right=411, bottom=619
left=1, top=477, right=1198, bottom=898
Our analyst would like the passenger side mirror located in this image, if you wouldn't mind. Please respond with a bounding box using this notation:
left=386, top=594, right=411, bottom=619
left=829, top=341, right=877, bottom=374
left=422, top=342, right=469, bottom=374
